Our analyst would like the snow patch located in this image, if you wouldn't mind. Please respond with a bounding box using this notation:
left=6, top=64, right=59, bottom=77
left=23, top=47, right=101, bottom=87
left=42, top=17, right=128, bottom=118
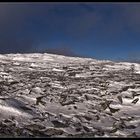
left=52, top=68, right=65, bottom=72
left=0, top=105, right=31, bottom=117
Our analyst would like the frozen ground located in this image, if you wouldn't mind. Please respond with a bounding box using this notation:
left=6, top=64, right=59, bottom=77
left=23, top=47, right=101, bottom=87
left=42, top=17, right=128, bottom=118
left=0, top=53, right=140, bottom=137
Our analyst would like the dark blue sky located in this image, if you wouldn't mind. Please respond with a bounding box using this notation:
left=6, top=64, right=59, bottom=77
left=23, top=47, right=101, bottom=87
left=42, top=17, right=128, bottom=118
left=0, top=2, right=140, bottom=60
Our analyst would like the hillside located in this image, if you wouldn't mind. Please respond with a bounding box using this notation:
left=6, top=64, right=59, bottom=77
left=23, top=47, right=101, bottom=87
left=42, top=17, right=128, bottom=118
left=0, top=53, right=140, bottom=137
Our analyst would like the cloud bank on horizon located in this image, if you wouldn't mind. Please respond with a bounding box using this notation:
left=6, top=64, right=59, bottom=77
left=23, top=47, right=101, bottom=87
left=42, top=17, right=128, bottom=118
left=0, top=2, right=140, bottom=60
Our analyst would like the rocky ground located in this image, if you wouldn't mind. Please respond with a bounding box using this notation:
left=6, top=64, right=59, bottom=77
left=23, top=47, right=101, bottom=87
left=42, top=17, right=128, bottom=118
left=0, top=53, right=140, bottom=137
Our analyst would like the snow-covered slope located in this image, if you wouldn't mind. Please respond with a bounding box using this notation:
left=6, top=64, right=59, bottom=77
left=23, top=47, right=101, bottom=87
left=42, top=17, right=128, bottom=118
left=0, top=53, right=140, bottom=137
